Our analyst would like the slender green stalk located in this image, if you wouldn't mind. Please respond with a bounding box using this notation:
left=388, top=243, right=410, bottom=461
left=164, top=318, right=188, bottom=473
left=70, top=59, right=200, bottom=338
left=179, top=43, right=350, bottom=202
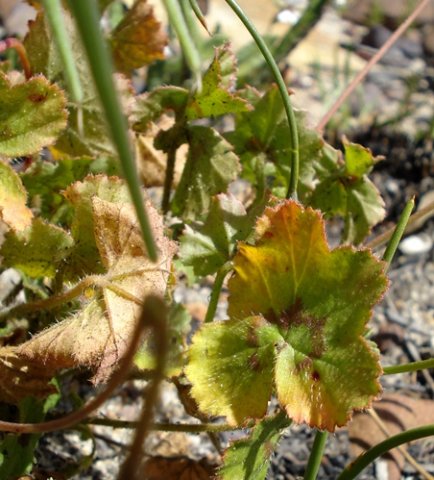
left=188, top=0, right=211, bottom=34
left=86, top=417, right=248, bottom=433
left=338, top=424, right=434, bottom=480
left=223, top=0, right=299, bottom=199
left=382, top=197, right=415, bottom=269
left=204, top=261, right=233, bottom=323
left=41, top=0, right=83, bottom=103
left=304, top=430, right=328, bottom=480
left=162, top=146, right=177, bottom=213
left=67, top=0, right=158, bottom=262
left=383, top=357, right=434, bottom=376
left=163, top=0, right=202, bottom=88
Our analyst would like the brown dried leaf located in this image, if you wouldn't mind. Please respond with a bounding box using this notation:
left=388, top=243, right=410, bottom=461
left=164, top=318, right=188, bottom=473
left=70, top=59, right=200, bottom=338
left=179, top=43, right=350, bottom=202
left=111, top=0, right=167, bottom=73
left=7, top=187, right=176, bottom=393
left=349, top=392, right=434, bottom=480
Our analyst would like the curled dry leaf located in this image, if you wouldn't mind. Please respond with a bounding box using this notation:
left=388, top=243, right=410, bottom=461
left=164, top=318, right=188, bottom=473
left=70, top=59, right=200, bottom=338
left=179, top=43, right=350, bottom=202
left=0, top=177, right=176, bottom=402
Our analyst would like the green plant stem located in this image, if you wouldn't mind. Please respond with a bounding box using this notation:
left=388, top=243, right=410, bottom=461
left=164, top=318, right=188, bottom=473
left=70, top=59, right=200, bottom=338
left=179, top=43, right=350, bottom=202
left=162, top=0, right=202, bottom=88
left=304, top=430, right=328, bottom=480
left=273, top=0, right=329, bottom=60
left=119, top=297, right=168, bottom=480
left=204, top=261, right=233, bottom=323
left=382, top=197, right=414, bottom=269
left=67, top=0, right=158, bottom=262
left=383, top=357, right=434, bottom=375
left=223, top=0, right=299, bottom=199
left=162, top=146, right=177, bottom=213
left=338, top=424, right=434, bottom=480
left=85, top=417, right=249, bottom=433
left=41, top=0, right=83, bottom=103
left=188, top=0, right=210, bottom=34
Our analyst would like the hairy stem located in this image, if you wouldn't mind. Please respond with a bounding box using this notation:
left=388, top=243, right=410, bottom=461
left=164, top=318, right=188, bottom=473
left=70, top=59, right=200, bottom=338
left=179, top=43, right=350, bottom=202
left=118, top=297, right=168, bottom=479
left=204, top=261, right=233, bottom=323
left=304, top=430, right=328, bottom=480
left=223, top=0, right=299, bottom=199
left=0, top=296, right=159, bottom=434
left=338, top=424, right=434, bottom=480
left=317, top=0, right=431, bottom=132
left=67, top=0, right=158, bottom=262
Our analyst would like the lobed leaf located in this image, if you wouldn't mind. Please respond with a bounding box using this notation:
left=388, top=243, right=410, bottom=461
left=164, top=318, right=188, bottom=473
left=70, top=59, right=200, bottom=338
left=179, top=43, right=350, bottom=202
left=171, top=126, right=241, bottom=220
left=0, top=72, right=67, bottom=157
left=220, top=412, right=291, bottom=480
left=187, top=200, right=388, bottom=431
left=186, top=44, right=251, bottom=120
left=0, top=161, right=33, bottom=231
left=110, top=0, right=167, bottom=73
left=0, top=218, right=73, bottom=278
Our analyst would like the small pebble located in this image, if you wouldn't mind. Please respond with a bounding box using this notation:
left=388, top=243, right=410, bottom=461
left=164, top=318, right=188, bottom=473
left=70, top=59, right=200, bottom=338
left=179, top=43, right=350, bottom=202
left=399, top=233, right=433, bottom=256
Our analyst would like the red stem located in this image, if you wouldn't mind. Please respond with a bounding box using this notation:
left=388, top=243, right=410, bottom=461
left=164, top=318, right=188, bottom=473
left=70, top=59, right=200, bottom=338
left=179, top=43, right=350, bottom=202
left=0, top=38, right=32, bottom=79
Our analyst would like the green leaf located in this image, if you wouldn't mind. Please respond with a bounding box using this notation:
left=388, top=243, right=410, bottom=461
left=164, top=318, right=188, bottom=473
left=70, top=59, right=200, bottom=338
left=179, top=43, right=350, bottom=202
left=135, top=303, right=191, bottom=376
left=179, top=193, right=252, bottom=277
left=172, top=126, right=241, bottom=220
left=187, top=200, right=388, bottom=431
left=186, top=44, right=251, bottom=120
left=220, top=412, right=291, bottom=480
left=25, top=8, right=133, bottom=157
left=0, top=218, right=73, bottom=278
left=186, top=316, right=281, bottom=424
left=311, top=141, right=385, bottom=244
left=0, top=72, right=67, bottom=157
left=0, top=161, right=33, bottom=231
left=110, top=0, right=167, bottom=73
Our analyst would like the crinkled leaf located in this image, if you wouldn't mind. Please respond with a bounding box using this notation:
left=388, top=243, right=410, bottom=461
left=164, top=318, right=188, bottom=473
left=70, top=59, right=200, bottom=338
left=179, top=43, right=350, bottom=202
left=179, top=193, right=257, bottom=277
left=15, top=180, right=176, bottom=385
left=227, top=200, right=387, bottom=431
left=186, top=44, right=251, bottom=120
left=0, top=161, right=33, bottom=231
left=0, top=72, right=67, bottom=157
left=172, top=126, right=241, bottom=220
left=61, top=175, right=131, bottom=279
left=311, top=141, right=385, bottom=244
left=25, top=8, right=133, bottom=157
left=186, top=316, right=280, bottom=425
left=0, top=218, right=73, bottom=278
left=135, top=303, right=191, bottom=376
left=110, top=0, right=167, bottom=73
left=220, top=412, right=291, bottom=480
left=132, top=86, right=189, bottom=132
left=187, top=200, right=387, bottom=431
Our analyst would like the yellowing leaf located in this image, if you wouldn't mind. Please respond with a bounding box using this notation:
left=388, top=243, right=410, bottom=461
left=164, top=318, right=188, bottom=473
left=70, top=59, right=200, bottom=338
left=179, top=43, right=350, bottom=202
left=0, top=161, right=33, bottom=231
left=0, top=72, right=67, bottom=157
left=0, top=218, right=73, bottom=278
left=110, top=0, right=167, bottom=73
left=187, top=200, right=388, bottom=431
left=4, top=176, right=177, bottom=392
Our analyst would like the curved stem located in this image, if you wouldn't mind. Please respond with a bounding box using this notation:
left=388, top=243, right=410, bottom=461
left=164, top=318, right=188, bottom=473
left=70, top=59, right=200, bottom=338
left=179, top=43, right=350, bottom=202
left=67, top=0, right=158, bottom=262
left=317, top=0, right=431, bottom=132
left=383, top=357, right=434, bottom=376
left=382, top=197, right=414, bottom=269
left=0, top=38, right=31, bottom=79
left=304, top=430, right=328, bottom=480
left=41, top=0, right=83, bottom=103
left=223, top=0, right=299, bottom=199
left=118, top=297, right=168, bottom=480
left=188, top=0, right=210, bottom=35
left=204, top=261, right=233, bottom=323
left=163, top=0, right=202, bottom=88
left=0, top=296, right=158, bottom=434
left=338, top=424, right=434, bottom=480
